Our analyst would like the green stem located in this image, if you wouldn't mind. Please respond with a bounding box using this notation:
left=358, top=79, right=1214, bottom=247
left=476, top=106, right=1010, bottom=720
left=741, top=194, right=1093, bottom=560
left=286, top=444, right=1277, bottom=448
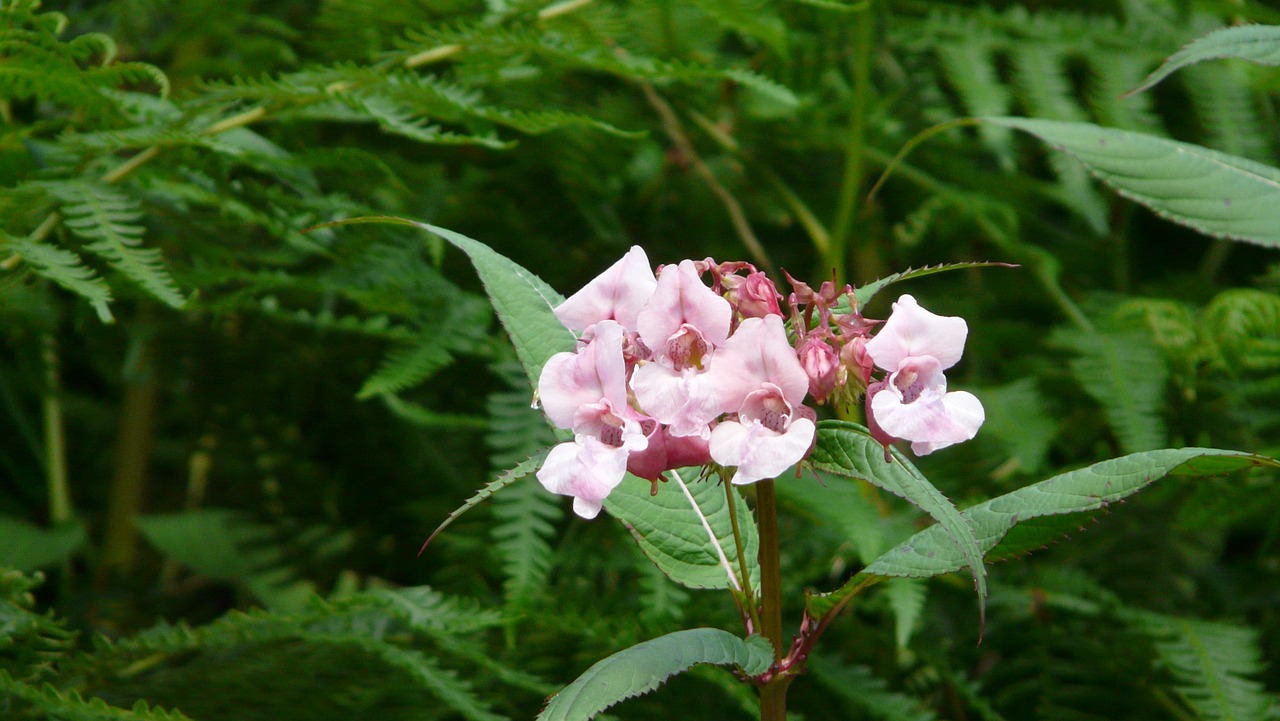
left=755, top=478, right=788, bottom=721
left=724, top=480, right=762, bottom=635
left=828, top=7, right=874, bottom=283
left=100, top=337, right=159, bottom=571
left=42, top=334, right=71, bottom=526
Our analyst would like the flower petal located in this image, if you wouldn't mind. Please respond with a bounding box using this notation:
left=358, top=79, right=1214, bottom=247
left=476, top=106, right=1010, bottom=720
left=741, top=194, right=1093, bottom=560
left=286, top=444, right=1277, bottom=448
left=710, top=416, right=816, bottom=485
left=537, top=438, right=630, bottom=519
left=865, top=295, right=968, bottom=371
left=631, top=362, right=720, bottom=438
left=711, top=315, right=810, bottom=413
left=869, top=386, right=984, bottom=452
left=554, top=246, right=657, bottom=332
left=637, top=260, right=732, bottom=357
left=537, top=320, right=627, bottom=428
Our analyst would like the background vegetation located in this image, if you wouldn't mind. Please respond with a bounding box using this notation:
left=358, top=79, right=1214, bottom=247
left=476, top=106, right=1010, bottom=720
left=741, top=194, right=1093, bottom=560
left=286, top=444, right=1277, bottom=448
left=1, top=0, right=1278, bottom=718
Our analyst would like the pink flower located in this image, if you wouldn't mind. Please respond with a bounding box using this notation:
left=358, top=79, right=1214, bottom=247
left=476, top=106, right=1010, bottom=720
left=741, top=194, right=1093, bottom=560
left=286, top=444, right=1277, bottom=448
left=708, top=316, right=816, bottom=484
left=863, top=295, right=984, bottom=455
left=632, top=260, right=733, bottom=438
left=554, top=246, right=657, bottom=333
left=537, top=320, right=650, bottom=518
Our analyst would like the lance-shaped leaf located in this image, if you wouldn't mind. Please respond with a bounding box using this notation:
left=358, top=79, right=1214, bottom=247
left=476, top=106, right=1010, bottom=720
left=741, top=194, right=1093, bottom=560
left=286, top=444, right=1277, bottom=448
left=538, top=629, right=773, bottom=721
left=314, top=217, right=575, bottom=389
left=1127, top=24, right=1280, bottom=97
left=807, top=447, right=1277, bottom=617
left=605, top=468, right=759, bottom=591
left=807, top=421, right=988, bottom=621
left=981, top=117, right=1280, bottom=249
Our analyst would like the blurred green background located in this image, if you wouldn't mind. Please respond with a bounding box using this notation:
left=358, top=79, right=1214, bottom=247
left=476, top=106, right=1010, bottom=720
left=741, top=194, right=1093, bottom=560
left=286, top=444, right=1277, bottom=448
left=1, top=0, right=1278, bottom=719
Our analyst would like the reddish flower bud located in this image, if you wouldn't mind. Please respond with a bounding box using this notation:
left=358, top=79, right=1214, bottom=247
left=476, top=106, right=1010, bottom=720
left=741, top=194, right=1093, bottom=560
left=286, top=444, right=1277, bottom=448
left=798, top=337, right=839, bottom=403
left=731, top=271, right=783, bottom=318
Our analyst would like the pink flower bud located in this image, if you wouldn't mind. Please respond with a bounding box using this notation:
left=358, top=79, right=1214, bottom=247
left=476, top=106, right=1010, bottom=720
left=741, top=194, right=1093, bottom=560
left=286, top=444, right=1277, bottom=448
left=798, top=337, right=838, bottom=403
left=731, top=272, right=783, bottom=318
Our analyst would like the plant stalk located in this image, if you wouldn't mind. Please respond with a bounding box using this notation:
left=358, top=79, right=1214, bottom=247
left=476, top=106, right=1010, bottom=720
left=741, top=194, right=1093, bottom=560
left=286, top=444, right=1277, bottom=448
left=100, top=339, right=159, bottom=571
left=755, top=478, right=788, bottom=721
left=725, top=480, right=762, bottom=635
left=828, top=7, right=875, bottom=283
left=42, top=334, right=71, bottom=525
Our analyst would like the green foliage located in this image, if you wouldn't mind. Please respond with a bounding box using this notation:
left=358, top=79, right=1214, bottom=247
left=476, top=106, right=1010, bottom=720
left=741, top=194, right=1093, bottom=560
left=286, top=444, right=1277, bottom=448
left=537, top=629, right=773, bottom=721
left=0, top=517, right=85, bottom=572
left=1128, top=24, right=1280, bottom=96
left=1052, top=327, right=1168, bottom=453
left=808, top=421, right=987, bottom=622
left=1137, top=615, right=1274, bottom=721
left=605, top=468, right=759, bottom=592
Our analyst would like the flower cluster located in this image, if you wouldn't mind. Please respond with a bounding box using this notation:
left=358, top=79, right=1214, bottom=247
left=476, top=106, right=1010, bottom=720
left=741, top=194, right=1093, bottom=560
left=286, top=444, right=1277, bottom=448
left=536, top=248, right=984, bottom=518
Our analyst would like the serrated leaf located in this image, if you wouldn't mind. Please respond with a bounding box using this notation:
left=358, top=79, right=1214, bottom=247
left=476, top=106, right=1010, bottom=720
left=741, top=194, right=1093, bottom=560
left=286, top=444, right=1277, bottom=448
left=605, top=468, right=758, bottom=591
left=853, top=262, right=1018, bottom=308
left=421, top=449, right=551, bottom=552
left=807, top=448, right=1277, bottom=618
left=808, top=421, right=988, bottom=623
left=980, top=117, right=1280, bottom=249
left=313, top=218, right=575, bottom=390
left=537, top=629, right=773, bottom=721
left=0, top=516, right=85, bottom=571
left=1127, top=24, right=1280, bottom=97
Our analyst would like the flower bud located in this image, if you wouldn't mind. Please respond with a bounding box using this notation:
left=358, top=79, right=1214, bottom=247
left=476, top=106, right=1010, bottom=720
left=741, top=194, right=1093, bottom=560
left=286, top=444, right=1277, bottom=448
left=731, top=271, right=783, bottom=318
left=798, top=337, right=838, bottom=403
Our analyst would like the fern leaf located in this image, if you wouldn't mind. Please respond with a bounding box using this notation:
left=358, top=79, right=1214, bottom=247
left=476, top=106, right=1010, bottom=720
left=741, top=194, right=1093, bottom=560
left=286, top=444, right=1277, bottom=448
left=6, top=233, right=114, bottom=322
left=935, top=40, right=1016, bottom=167
left=1133, top=615, right=1275, bottom=721
left=1183, top=63, right=1271, bottom=161
left=357, top=294, right=491, bottom=397
left=420, top=449, right=550, bottom=552
left=1202, top=289, right=1280, bottom=376
left=884, top=577, right=927, bottom=649
left=487, top=358, right=561, bottom=607
left=687, top=0, right=788, bottom=56
left=809, top=654, right=939, bottom=721
left=1053, top=328, right=1167, bottom=453
left=337, top=640, right=509, bottom=721
left=0, top=670, right=194, bottom=721
left=38, top=181, right=185, bottom=309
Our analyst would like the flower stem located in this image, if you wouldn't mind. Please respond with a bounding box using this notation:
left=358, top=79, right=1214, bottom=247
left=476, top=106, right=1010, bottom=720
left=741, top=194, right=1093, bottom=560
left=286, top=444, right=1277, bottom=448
left=725, top=480, right=761, bottom=635
left=755, top=478, right=789, bottom=721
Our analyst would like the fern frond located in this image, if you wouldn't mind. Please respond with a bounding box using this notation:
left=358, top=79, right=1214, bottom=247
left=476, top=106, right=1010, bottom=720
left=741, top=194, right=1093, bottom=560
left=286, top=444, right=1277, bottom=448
left=487, top=358, right=561, bottom=607
left=686, top=0, right=788, bottom=56
left=1053, top=327, right=1167, bottom=453
left=1202, top=290, right=1280, bottom=375
left=0, top=670, right=194, bottom=721
left=1132, top=615, right=1274, bottom=721
left=37, top=181, right=185, bottom=309
left=5, top=233, right=114, bottom=322
left=809, top=655, right=939, bottom=721
left=934, top=40, right=1015, bottom=167
left=1183, top=63, right=1271, bottom=161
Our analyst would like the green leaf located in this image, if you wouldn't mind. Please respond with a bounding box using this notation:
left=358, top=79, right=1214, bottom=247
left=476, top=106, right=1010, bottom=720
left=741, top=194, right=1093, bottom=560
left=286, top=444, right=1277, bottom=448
left=0, top=517, right=85, bottom=572
left=884, top=577, right=927, bottom=649
left=808, top=421, right=988, bottom=623
left=853, top=262, right=1017, bottom=308
left=1134, top=614, right=1274, bottom=721
left=313, top=218, right=575, bottom=390
left=537, top=629, right=773, bottom=721
left=420, top=449, right=551, bottom=552
left=605, top=468, right=758, bottom=591
left=1127, top=24, right=1280, bottom=97
left=980, top=117, right=1280, bottom=249
left=808, top=448, right=1277, bottom=617
left=6, top=233, right=114, bottom=322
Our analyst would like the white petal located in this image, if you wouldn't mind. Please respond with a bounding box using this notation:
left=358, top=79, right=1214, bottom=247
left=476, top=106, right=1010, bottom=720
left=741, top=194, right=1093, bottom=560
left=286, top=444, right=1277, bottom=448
left=536, top=439, right=629, bottom=518
left=710, top=416, right=815, bottom=485
left=870, top=387, right=984, bottom=452
left=712, top=316, right=810, bottom=413
left=637, top=260, right=732, bottom=354
left=631, top=363, right=719, bottom=438
left=865, top=295, right=968, bottom=371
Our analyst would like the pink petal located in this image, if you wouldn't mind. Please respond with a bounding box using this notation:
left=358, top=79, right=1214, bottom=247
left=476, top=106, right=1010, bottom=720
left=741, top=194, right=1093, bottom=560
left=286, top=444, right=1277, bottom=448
left=637, top=260, right=732, bottom=357
left=865, top=295, right=968, bottom=371
left=709, top=415, right=816, bottom=485
left=554, top=246, right=657, bottom=332
left=631, top=362, right=720, bottom=439
left=537, top=438, right=630, bottom=519
left=711, top=316, right=809, bottom=413
left=869, top=387, right=984, bottom=452
left=910, top=391, right=984, bottom=455
left=537, top=320, right=627, bottom=428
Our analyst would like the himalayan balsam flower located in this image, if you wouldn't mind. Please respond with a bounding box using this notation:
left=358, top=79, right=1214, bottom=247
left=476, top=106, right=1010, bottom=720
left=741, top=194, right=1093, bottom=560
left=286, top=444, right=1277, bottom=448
left=863, top=295, right=984, bottom=455
left=708, top=316, right=816, bottom=485
left=631, top=260, right=732, bottom=438
left=553, top=246, right=656, bottom=332
left=536, top=320, right=649, bottom=519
